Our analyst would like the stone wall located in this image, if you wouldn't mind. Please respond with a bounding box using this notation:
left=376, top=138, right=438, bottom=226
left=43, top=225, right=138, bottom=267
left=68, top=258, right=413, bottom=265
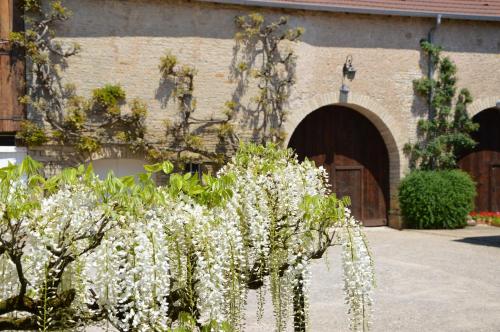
left=29, top=0, right=500, bottom=227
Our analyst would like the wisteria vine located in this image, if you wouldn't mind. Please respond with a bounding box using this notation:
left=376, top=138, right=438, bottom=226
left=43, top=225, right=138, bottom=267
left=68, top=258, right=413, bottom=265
left=0, top=144, right=374, bottom=331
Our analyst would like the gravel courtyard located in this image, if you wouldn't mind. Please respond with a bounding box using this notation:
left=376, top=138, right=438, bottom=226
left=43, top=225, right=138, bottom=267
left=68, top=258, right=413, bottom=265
left=246, top=225, right=500, bottom=332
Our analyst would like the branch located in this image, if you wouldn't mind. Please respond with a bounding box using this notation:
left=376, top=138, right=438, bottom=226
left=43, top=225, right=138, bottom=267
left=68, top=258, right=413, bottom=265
left=0, top=289, right=83, bottom=331
left=0, top=316, right=37, bottom=331
left=0, top=295, right=36, bottom=315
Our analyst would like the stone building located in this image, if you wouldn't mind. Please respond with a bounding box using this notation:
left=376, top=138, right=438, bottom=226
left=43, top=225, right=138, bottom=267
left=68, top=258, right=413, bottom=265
left=1, top=0, right=499, bottom=228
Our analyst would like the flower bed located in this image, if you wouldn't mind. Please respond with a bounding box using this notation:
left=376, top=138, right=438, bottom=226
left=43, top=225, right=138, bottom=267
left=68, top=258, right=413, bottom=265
left=469, top=211, right=500, bottom=226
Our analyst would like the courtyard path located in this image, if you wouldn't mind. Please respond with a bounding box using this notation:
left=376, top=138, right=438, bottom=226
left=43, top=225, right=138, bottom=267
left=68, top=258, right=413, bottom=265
left=246, top=225, right=500, bottom=332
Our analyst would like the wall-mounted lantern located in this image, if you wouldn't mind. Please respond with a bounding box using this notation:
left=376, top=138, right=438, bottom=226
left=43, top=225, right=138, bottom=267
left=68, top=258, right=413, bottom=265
left=339, top=55, right=356, bottom=102
left=342, top=55, right=356, bottom=81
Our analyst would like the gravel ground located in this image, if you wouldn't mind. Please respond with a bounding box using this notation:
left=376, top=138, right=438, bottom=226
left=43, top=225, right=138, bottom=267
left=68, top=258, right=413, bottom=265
left=87, top=225, right=500, bottom=332
left=245, top=225, right=500, bottom=332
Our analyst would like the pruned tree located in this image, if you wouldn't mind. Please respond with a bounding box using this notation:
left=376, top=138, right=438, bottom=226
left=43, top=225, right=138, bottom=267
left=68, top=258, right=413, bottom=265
left=404, top=41, right=478, bottom=170
left=233, top=13, right=303, bottom=144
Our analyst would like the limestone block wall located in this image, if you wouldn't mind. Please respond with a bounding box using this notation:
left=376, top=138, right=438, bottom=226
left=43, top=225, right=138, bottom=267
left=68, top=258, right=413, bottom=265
left=28, top=0, right=500, bottom=227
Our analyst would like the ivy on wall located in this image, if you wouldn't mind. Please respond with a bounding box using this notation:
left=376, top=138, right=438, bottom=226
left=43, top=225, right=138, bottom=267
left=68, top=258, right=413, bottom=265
left=404, top=41, right=478, bottom=170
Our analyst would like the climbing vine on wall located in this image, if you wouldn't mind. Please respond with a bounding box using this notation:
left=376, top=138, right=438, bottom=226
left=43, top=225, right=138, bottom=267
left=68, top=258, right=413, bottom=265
left=11, top=1, right=148, bottom=158
left=233, top=13, right=303, bottom=144
left=11, top=3, right=304, bottom=166
left=151, top=52, right=239, bottom=165
left=404, top=41, right=478, bottom=170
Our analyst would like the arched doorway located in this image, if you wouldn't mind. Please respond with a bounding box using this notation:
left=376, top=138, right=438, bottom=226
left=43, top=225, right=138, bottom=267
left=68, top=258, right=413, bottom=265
left=288, top=105, right=390, bottom=226
left=458, top=108, right=500, bottom=211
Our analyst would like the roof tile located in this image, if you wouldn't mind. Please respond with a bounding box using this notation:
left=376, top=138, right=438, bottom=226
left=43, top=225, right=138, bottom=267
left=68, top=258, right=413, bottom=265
left=206, top=0, right=500, bottom=20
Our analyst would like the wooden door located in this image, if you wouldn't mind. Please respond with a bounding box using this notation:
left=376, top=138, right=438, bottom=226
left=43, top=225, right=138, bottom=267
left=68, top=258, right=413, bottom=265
left=491, top=165, right=500, bottom=212
left=458, top=108, right=500, bottom=212
left=0, top=0, right=25, bottom=132
left=334, top=166, right=363, bottom=220
left=289, top=105, right=389, bottom=226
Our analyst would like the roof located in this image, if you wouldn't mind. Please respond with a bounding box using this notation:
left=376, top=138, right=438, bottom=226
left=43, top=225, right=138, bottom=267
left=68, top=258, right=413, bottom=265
left=200, top=0, right=500, bottom=21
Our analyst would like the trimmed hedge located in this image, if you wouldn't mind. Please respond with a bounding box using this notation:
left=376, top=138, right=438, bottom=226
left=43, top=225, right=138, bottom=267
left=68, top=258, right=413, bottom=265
left=398, top=170, right=476, bottom=229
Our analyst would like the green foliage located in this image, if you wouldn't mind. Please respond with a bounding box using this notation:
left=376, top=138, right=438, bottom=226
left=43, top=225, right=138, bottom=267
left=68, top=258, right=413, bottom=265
left=159, top=52, right=178, bottom=77
left=399, top=170, right=476, bottom=229
left=184, top=134, right=203, bottom=149
left=218, top=122, right=234, bottom=139
left=75, top=136, right=101, bottom=154
left=143, top=161, right=173, bottom=174
left=9, top=31, right=39, bottom=58
left=10, top=1, right=72, bottom=63
left=129, top=98, right=148, bottom=119
left=16, top=120, right=48, bottom=147
left=406, top=41, right=478, bottom=170
left=233, top=142, right=295, bottom=172
left=222, top=101, right=237, bottom=119
left=20, top=0, right=42, bottom=12
left=0, top=156, right=44, bottom=220
left=92, top=84, right=126, bottom=111
left=63, top=107, right=87, bottom=131
left=419, top=40, right=442, bottom=62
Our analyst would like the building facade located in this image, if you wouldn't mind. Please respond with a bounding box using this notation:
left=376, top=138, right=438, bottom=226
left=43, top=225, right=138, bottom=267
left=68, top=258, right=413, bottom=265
left=1, top=0, right=499, bottom=228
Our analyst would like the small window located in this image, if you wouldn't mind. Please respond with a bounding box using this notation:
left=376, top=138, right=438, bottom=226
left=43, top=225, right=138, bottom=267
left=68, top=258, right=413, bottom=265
left=0, top=134, right=16, bottom=146
left=185, top=163, right=202, bottom=179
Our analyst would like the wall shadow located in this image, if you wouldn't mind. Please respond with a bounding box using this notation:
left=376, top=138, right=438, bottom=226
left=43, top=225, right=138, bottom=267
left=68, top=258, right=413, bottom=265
left=55, top=0, right=500, bottom=54
left=454, top=235, right=500, bottom=248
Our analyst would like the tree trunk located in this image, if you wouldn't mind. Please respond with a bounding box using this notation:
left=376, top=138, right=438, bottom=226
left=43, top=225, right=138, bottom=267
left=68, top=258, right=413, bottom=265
left=293, top=275, right=306, bottom=332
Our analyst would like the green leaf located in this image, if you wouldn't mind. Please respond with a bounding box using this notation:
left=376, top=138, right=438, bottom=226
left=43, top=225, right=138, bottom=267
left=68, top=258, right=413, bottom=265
left=161, top=161, right=173, bottom=174
left=19, top=156, right=42, bottom=177
left=144, top=163, right=162, bottom=173
left=28, top=174, right=45, bottom=187
left=120, top=175, right=135, bottom=187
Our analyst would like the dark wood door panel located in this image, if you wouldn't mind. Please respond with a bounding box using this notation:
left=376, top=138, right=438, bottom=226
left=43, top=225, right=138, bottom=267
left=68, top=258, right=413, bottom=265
left=458, top=108, right=500, bottom=212
left=289, top=105, right=389, bottom=226
left=491, top=165, right=500, bottom=212
left=0, top=0, right=25, bottom=132
left=334, top=166, right=362, bottom=220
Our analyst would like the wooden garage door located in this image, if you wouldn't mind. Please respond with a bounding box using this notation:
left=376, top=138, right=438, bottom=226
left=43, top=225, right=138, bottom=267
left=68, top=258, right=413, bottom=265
left=289, top=105, right=390, bottom=226
left=459, top=108, right=500, bottom=211
left=491, top=165, right=500, bottom=212
left=0, top=0, right=25, bottom=132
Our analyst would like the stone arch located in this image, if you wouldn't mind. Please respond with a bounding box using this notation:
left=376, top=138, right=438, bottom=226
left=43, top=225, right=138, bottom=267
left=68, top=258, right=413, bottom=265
left=87, top=146, right=149, bottom=179
left=458, top=102, right=500, bottom=212
left=285, top=92, right=404, bottom=228
left=468, top=96, right=500, bottom=118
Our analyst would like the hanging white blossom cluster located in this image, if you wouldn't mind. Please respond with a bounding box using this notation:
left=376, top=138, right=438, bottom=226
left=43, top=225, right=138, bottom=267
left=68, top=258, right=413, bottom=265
left=219, top=144, right=375, bottom=331
left=0, top=144, right=374, bottom=332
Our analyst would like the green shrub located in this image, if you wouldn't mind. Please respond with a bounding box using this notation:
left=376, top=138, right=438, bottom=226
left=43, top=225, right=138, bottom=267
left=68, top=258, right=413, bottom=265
left=398, top=170, right=476, bottom=229
left=92, top=84, right=126, bottom=109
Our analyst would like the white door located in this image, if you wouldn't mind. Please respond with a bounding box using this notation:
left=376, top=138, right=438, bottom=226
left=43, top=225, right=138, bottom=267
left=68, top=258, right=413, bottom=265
left=0, top=146, right=27, bottom=168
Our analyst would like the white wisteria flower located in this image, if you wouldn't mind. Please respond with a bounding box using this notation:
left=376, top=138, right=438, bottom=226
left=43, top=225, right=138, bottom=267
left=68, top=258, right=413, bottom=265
left=0, top=145, right=375, bottom=332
